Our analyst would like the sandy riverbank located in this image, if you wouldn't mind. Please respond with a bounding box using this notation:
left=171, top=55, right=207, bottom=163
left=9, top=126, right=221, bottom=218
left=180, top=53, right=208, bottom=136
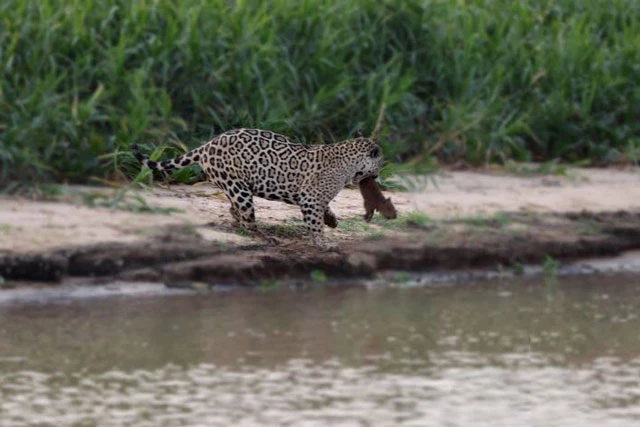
left=1, top=167, right=639, bottom=284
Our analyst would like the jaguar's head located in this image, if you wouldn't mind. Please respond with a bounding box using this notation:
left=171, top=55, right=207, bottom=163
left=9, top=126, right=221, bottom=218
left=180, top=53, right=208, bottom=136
left=349, top=129, right=384, bottom=185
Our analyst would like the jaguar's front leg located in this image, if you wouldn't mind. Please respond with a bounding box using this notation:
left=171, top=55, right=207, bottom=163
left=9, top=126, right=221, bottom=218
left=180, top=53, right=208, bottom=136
left=323, top=206, right=338, bottom=228
left=300, top=202, right=338, bottom=250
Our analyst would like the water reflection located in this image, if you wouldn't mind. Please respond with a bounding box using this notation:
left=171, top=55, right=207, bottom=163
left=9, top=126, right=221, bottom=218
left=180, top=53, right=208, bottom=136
left=1, top=275, right=640, bottom=426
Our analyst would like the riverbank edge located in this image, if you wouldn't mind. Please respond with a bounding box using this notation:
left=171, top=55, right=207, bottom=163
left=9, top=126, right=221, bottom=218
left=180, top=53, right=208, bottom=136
left=2, top=210, right=640, bottom=287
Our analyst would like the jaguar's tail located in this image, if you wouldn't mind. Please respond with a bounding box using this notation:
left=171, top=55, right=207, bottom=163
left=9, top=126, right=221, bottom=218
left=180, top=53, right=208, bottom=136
left=131, top=144, right=199, bottom=172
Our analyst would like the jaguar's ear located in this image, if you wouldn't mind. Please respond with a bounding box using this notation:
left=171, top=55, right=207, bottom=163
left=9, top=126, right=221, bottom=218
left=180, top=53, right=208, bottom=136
left=353, top=129, right=365, bottom=138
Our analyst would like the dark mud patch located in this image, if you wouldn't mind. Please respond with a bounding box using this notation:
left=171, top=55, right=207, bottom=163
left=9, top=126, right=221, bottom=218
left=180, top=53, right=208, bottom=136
left=2, top=211, right=640, bottom=286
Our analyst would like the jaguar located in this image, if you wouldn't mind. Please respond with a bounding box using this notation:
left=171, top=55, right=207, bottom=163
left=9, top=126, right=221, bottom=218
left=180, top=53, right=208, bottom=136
left=132, top=128, right=383, bottom=248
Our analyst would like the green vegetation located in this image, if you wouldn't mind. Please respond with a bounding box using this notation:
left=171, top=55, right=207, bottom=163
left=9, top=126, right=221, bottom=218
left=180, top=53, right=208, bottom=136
left=374, top=210, right=432, bottom=231
left=542, top=254, right=560, bottom=297
left=401, top=211, right=432, bottom=228
left=511, top=262, right=525, bottom=276
left=81, top=187, right=182, bottom=214
left=310, top=269, right=328, bottom=283
left=235, top=225, right=252, bottom=237
left=365, top=231, right=385, bottom=241
left=2, top=0, right=639, bottom=190
left=392, top=271, right=412, bottom=285
left=261, top=220, right=306, bottom=238
left=543, top=255, right=560, bottom=279
left=260, top=279, right=281, bottom=290
left=338, top=216, right=372, bottom=232
left=460, top=212, right=511, bottom=228
left=340, top=211, right=430, bottom=232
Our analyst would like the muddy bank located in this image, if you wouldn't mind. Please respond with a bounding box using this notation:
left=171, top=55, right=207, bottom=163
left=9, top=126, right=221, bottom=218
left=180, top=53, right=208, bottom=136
left=3, top=211, right=640, bottom=286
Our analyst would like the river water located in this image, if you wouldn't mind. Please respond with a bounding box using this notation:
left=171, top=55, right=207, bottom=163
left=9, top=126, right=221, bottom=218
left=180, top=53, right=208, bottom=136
left=1, top=274, right=640, bottom=426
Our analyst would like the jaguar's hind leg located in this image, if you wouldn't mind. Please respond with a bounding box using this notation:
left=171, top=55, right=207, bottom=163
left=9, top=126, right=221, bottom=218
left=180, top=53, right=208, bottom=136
left=225, top=183, right=279, bottom=245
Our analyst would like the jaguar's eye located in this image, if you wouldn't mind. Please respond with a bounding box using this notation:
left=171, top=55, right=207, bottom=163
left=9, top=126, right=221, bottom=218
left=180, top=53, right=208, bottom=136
left=370, top=147, right=380, bottom=158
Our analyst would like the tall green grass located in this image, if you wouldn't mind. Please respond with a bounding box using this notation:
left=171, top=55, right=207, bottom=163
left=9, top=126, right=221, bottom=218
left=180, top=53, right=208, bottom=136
left=1, top=0, right=639, bottom=189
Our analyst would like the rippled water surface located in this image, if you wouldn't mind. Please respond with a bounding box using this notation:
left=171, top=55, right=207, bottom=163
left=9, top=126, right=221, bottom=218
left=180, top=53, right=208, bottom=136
left=2, top=275, right=640, bottom=426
